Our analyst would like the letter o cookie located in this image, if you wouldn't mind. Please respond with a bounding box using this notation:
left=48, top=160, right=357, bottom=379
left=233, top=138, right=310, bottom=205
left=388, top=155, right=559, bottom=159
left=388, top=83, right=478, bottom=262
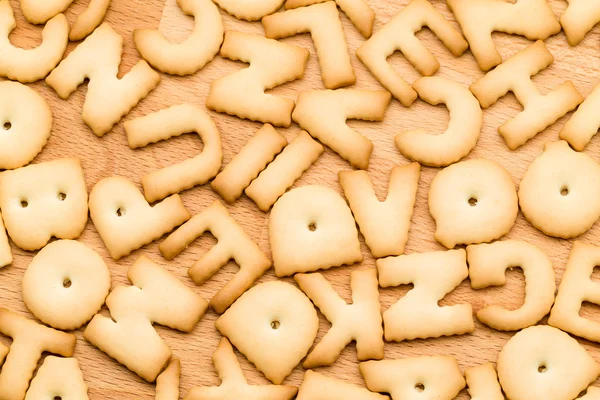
left=429, top=159, right=518, bottom=248
left=519, top=140, right=600, bottom=239
left=22, top=240, right=111, bottom=331
left=0, top=81, right=52, bottom=170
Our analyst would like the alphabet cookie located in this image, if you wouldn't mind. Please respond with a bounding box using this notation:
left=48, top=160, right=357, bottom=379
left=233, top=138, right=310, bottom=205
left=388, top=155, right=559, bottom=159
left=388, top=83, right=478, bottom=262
left=89, top=176, right=190, bottom=260
left=296, top=370, right=388, bottom=400
left=269, top=185, right=363, bottom=277
left=69, top=0, right=111, bottom=41
left=465, top=363, right=503, bottom=400
left=134, top=0, right=223, bottom=75
left=207, top=31, right=309, bottom=127
left=395, top=77, right=482, bottom=167
left=447, top=0, right=561, bottom=71
left=160, top=200, right=272, bottom=314
left=467, top=240, right=555, bottom=331
left=156, top=359, right=180, bottom=400
left=470, top=41, right=583, bottom=149
left=356, top=0, right=468, bottom=106
left=263, top=2, right=355, bottom=89
left=429, top=159, right=518, bottom=249
left=518, top=141, right=600, bottom=239
left=292, top=89, right=391, bottom=169
left=0, top=158, right=89, bottom=251
left=125, top=104, right=223, bottom=202
left=46, top=23, right=161, bottom=137
left=215, top=281, right=319, bottom=384
left=0, top=212, right=10, bottom=268
left=295, top=269, right=383, bottom=368
left=560, top=80, right=600, bottom=151
left=560, top=0, right=600, bottom=46
left=22, top=240, right=111, bottom=331
left=214, top=0, right=285, bottom=21
left=184, top=338, right=297, bottom=400
left=377, top=249, right=473, bottom=341
left=497, top=325, right=600, bottom=400
left=25, top=357, right=89, bottom=400
left=20, top=0, right=72, bottom=24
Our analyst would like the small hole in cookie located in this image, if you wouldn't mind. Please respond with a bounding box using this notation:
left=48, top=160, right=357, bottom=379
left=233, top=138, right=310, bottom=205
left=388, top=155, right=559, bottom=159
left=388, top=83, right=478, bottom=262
left=308, top=223, right=317, bottom=232
left=561, top=186, right=569, bottom=196
left=271, top=320, right=280, bottom=330
left=20, top=200, right=28, bottom=208
left=414, top=383, right=425, bottom=392
left=58, top=192, right=67, bottom=201
left=468, top=197, right=477, bottom=206
left=3, top=122, right=11, bottom=130
left=63, top=279, right=71, bottom=288
left=116, top=208, right=124, bottom=217
left=538, top=364, right=547, bottom=373
left=53, top=397, right=61, bottom=400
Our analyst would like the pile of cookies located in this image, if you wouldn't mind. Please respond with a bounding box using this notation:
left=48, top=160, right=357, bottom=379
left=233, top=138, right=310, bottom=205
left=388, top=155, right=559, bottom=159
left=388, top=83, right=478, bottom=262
left=2, top=0, right=600, bottom=398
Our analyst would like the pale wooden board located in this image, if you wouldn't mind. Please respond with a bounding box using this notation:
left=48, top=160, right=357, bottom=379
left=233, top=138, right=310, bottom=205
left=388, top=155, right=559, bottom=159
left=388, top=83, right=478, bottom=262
left=2, top=0, right=600, bottom=398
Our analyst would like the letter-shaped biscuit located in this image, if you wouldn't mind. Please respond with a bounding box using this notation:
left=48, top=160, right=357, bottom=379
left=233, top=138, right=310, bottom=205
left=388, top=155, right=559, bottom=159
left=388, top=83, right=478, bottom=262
left=296, top=370, right=388, bottom=400
left=46, top=23, right=161, bottom=137
left=269, top=185, right=363, bottom=277
left=447, top=0, right=561, bottom=71
left=549, top=242, right=600, bottom=342
left=160, top=200, right=272, bottom=314
left=360, top=356, right=466, bottom=400
left=292, top=89, right=391, bottom=169
left=561, top=0, right=600, bottom=46
left=560, top=80, right=600, bottom=151
left=156, top=359, right=180, bottom=400
left=295, top=269, right=383, bottom=368
left=470, top=41, right=583, bottom=149
left=0, top=158, right=89, bottom=251
left=25, top=357, right=89, bottom=400
left=356, top=0, right=468, bottom=106
left=285, top=0, right=374, bottom=38
left=184, top=338, right=298, bottom=400
left=22, top=240, right=111, bottom=331
left=69, top=0, right=111, bottom=41
left=215, top=281, right=319, bottom=384
left=0, top=81, right=52, bottom=170
left=245, top=131, right=323, bottom=211
left=0, top=1, right=68, bottom=83
left=0, top=308, right=76, bottom=400
left=213, top=0, right=285, bottom=21
left=395, top=77, right=482, bottom=167
left=339, top=164, right=419, bottom=258
left=20, top=0, right=72, bottom=24
left=0, top=212, right=10, bottom=268
left=134, top=0, right=223, bottom=75
left=263, top=2, right=355, bottom=89
left=211, top=124, right=287, bottom=203
left=125, top=104, right=223, bottom=203
left=207, top=31, right=309, bottom=127
left=467, top=240, right=555, bottom=331
left=465, top=363, right=503, bottom=400
left=429, top=159, right=518, bottom=249
left=377, top=249, right=474, bottom=341
left=497, top=325, right=600, bottom=400
left=89, top=176, right=190, bottom=260
left=84, top=255, right=208, bottom=382
left=519, top=141, right=600, bottom=239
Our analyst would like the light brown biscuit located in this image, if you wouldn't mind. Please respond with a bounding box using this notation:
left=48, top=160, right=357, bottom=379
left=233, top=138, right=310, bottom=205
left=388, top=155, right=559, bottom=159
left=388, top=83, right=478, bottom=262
left=125, top=104, right=223, bottom=203
left=215, top=281, right=319, bottom=384
left=245, top=131, right=323, bottom=212
left=207, top=31, right=309, bottom=127
left=19, top=0, right=72, bottom=24
left=518, top=140, right=600, bottom=239
left=134, top=0, right=223, bottom=75
left=377, top=249, right=473, bottom=341
left=269, top=185, right=363, bottom=277
left=22, top=240, right=111, bottom=331
left=470, top=41, right=583, bottom=149
left=560, top=0, right=600, bottom=46
left=0, top=1, right=68, bottom=83
left=156, top=359, right=180, bottom=400
left=339, top=163, right=420, bottom=259
left=46, top=23, right=161, bottom=137
left=0, top=308, right=76, bottom=400
left=447, top=0, right=561, bottom=71
left=292, top=89, right=391, bottom=169
left=295, top=269, right=383, bottom=368
left=360, top=356, right=466, bottom=400
left=465, top=363, right=503, bottom=400
left=25, top=357, right=89, bottom=400
left=468, top=240, right=555, bottom=331
left=159, top=200, right=272, bottom=314
left=0, top=212, right=10, bottom=268
left=69, top=0, right=110, bottom=41
left=0, top=81, right=52, bottom=170
left=296, top=370, right=388, bottom=400
left=285, top=0, right=374, bottom=37
left=560, top=80, right=600, bottom=151
left=211, top=124, right=287, bottom=203
left=582, top=387, right=600, bottom=400
left=497, top=325, right=600, bottom=400
left=356, top=0, right=467, bottom=106
left=429, top=159, right=517, bottom=249
left=184, top=338, right=298, bottom=400
left=214, top=0, right=286, bottom=21
left=0, top=158, right=89, bottom=251
left=89, top=176, right=190, bottom=260
left=395, top=77, right=482, bottom=167
left=263, top=2, right=355, bottom=89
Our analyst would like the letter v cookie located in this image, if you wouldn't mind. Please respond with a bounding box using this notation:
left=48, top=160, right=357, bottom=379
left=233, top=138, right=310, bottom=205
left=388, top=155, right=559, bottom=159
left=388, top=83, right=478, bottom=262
left=561, top=0, right=600, bottom=46
left=207, top=31, right=309, bottom=127
left=25, top=357, right=89, bottom=400
left=296, top=370, right=388, bottom=400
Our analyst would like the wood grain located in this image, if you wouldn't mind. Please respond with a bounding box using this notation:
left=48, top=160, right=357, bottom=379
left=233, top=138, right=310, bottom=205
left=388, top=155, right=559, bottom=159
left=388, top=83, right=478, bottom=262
left=1, top=0, right=600, bottom=398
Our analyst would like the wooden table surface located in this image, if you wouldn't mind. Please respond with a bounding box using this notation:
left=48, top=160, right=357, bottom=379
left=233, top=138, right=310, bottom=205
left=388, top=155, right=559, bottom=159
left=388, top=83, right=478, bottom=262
left=2, top=0, right=600, bottom=398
